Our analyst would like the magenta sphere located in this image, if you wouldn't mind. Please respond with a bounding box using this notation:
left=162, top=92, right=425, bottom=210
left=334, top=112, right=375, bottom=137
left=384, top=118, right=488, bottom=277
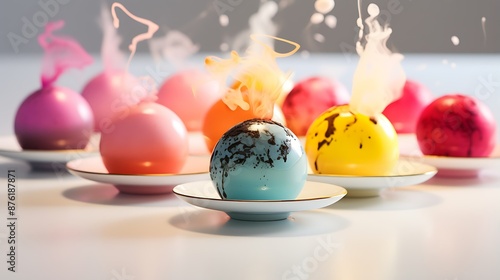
left=81, top=71, right=139, bottom=132
left=416, top=94, right=497, bottom=157
left=14, top=86, right=94, bottom=150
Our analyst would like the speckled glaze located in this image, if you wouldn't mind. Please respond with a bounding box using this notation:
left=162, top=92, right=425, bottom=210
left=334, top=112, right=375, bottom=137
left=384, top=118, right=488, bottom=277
left=14, top=86, right=94, bottom=150
left=416, top=94, right=496, bottom=157
left=210, top=119, right=307, bottom=200
left=100, top=102, right=188, bottom=174
left=305, top=104, right=399, bottom=176
left=81, top=71, right=139, bottom=132
left=282, top=76, right=350, bottom=136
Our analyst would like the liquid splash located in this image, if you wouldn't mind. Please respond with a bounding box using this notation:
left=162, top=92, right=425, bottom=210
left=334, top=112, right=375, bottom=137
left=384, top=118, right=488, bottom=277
left=324, top=15, right=337, bottom=28
left=99, top=4, right=126, bottom=72
left=205, top=35, right=300, bottom=118
left=111, top=2, right=159, bottom=69
left=38, top=21, right=93, bottom=88
left=350, top=3, right=406, bottom=117
left=315, top=0, right=335, bottom=14
left=305, top=0, right=336, bottom=50
left=481, top=17, right=487, bottom=45
left=148, top=30, right=199, bottom=68
left=227, top=1, right=279, bottom=53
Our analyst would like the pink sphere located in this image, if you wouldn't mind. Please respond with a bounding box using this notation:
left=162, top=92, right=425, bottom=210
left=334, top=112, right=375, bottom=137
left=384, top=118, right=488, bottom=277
left=157, top=69, right=221, bottom=131
left=100, top=102, right=188, bottom=174
left=383, top=80, right=434, bottom=133
left=14, top=86, right=94, bottom=150
left=282, top=76, right=349, bottom=136
left=416, top=94, right=497, bottom=157
left=81, top=71, right=139, bottom=132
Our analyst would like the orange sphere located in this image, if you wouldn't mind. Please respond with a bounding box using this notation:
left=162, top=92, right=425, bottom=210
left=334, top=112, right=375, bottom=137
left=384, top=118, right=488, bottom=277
left=202, top=100, right=286, bottom=152
left=202, top=100, right=262, bottom=152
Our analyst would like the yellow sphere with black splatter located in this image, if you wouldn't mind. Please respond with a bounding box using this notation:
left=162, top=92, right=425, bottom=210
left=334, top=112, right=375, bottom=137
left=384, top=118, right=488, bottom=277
left=305, top=104, right=398, bottom=176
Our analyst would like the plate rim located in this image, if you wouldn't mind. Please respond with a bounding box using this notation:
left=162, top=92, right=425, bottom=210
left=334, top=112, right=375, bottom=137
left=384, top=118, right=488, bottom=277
left=0, top=135, right=98, bottom=162
left=307, top=159, right=438, bottom=179
left=400, top=153, right=500, bottom=161
left=66, top=156, right=209, bottom=177
left=400, top=153, right=500, bottom=171
left=306, top=160, right=437, bottom=191
left=173, top=180, right=347, bottom=203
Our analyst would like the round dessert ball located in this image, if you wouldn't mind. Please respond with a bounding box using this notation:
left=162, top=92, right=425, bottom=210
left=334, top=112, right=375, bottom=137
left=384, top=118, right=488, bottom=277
left=282, top=76, right=349, bottom=136
left=202, top=100, right=286, bottom=152
left=383, top=79, right=434, bottom=133
left=416, top=94, right=496, bottom=157
left=81, top=71, right=139, bottom=132
left=305, top=104, right=399, bottom=176
left=15, top=86, right=94, bottom=150
left=156, top=69, right=221, bottom=131
left=210, top=119, right=307, bottom=200
left=100, top=102, right=188, bottom=174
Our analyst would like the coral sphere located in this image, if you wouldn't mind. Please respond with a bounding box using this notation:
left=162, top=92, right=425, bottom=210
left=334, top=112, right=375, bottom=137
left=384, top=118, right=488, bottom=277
left=100, top=102, right=188, bottom=174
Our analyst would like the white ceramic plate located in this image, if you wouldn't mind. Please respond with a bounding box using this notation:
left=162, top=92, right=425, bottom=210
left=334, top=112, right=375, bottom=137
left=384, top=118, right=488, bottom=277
left=307, top=160, right=437, bottom=197
left=0, top=135, right=99, bottom=170
left=401, top=145, right=500, bottom=177
left=173, top=180, right=347, bottom=221
left=398, top=134, right=500, bottom=177
left=67, top=156, right=210, bottom=195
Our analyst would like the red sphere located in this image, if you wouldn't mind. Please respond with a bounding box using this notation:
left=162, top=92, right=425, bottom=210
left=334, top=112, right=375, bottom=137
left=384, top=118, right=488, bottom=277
left=281, top=76, right=349, bottom=136
left=383, top=79, right=433, bottom=133
left=416, top=94, right=496, bottom=157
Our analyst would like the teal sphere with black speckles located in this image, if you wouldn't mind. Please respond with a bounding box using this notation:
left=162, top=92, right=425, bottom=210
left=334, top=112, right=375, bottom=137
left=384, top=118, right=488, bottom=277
left=210, top=119, right=307, bottom=200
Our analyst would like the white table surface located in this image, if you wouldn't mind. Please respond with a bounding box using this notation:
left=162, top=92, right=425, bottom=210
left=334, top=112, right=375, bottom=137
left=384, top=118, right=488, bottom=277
left=1, top=54, right=500, bottom=280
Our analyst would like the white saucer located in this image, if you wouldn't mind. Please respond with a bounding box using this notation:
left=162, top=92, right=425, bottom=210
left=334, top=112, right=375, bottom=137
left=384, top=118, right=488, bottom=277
left=0, top=135, right=99, bottom=170
left=397, top=134, right=500, bottom=177
left=307, top=160, right=437, bottom=197
left=173, top=180, right=347, bottom=221
left=67, top=156, right=210, bottom=195
left=401, top=145, right=500, bottom=177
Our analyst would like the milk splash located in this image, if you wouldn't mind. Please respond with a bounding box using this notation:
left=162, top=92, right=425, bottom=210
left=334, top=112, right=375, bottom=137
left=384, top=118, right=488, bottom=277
left=38, top=21, right=93, bottom=87
left=350, top=3, right=406, bottom=117
left=205, top=35, right=300, bottom=118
